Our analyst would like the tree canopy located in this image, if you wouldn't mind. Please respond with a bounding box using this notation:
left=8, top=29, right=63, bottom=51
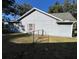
left=2, top=0, right=32, bottom=16
left=2, top=0, right=15, bottom=8
left=2, top=0, right=32, bottom=21
left=2, top=0, right=15, bottom=14
left=48, top=0, right=77, bottom=18
left=14, top=3, right=32, bottom=16
left=48, top=1, right=63, bottom=13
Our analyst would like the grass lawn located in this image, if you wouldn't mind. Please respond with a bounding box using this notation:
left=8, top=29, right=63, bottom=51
left=49, top=36, right=77, bottom=43
left=2, top=33, right=77, bottom=59
left=4, top=33, right=77, bottom=43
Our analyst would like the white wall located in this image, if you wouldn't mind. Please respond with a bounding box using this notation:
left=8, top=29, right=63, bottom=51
left=20, top=10, right=73, bottom=37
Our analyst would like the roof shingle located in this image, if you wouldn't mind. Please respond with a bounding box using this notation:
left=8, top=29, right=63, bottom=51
left=50, top=12, right=76, bottom=21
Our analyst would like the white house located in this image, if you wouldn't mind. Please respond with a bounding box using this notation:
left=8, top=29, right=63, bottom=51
left=10, top=8, right=76, bottom=37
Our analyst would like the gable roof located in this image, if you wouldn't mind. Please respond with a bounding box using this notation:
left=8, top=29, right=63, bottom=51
left=17, top=7, right=63, bottom=21
left=16, top=7, right=76, bottom=24
left=51, top=12, right=76, bottom=21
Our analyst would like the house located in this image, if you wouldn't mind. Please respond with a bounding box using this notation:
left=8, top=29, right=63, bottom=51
left=9, top=8, right=76, bottom=37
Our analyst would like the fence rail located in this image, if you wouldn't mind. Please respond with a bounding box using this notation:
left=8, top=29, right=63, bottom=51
left=29, top=29, right=49, bottom=43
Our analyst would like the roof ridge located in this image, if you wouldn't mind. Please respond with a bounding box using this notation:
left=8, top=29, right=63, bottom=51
left=50, top=12, right=71, bottom=14
left=16, top=7, right=63, bottom=21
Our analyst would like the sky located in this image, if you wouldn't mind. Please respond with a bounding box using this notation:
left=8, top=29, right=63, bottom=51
left=16, top=0, right=64, bottom=12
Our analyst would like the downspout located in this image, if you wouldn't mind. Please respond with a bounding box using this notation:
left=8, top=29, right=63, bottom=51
left=71, top=23, right=74, bottom=37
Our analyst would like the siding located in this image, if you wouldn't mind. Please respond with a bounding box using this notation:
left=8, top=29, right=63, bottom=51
left=20, top=10, right=73, bottom=37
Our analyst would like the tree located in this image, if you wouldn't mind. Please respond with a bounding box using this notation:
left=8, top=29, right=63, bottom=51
left=2, top=0, right=32, bottom=33
left=2, top=0, right=32, bottom=21
left=72, top=0, right=77, bottom=19
left=14, top=3, right=32, bottom=16
left=62, top=0, right=77, bottom=18
left=2, top=0, right=15, bottom=8
left=63, top=0, right=70, bottom=12
left=2, top=0, right=15, bottom=14
left=63, top=0, right=77, bottom=12
left=48, top=1, right=63, bottom=13
left=2, top=0, right=32, bottom=16
left=48, top=0, right=77, bottom=18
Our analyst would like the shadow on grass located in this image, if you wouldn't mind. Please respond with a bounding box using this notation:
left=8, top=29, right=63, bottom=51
left=2, top=34, right=77, bottom=59
left=3, top=33, right=31, bottom=39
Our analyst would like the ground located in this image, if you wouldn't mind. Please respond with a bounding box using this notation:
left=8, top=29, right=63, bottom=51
left=2, top=33, right=77, bottom=59
left=5, top=33, right=77, bottom=43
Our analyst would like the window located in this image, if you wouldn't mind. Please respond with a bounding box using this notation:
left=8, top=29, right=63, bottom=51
left=28, top=24, right=35, bottom=31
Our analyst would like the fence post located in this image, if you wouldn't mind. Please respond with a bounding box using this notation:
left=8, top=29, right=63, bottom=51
left=38, top=30, right=39, bottom=37
left=33, top=31, right=34, bottom=43
left=48, top=35, right=49, bottom=43
left=42, top=29, right=44, bottom=36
